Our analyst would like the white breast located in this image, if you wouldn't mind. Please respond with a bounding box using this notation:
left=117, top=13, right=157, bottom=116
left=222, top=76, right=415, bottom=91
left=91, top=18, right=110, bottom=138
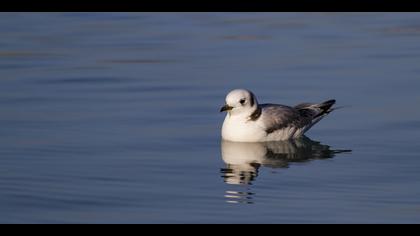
left=221, top=114, right=267, bottom=142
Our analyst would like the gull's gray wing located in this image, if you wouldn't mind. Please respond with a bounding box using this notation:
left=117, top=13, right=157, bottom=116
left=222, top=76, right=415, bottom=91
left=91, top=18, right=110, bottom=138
left=259, top=104, right=310, bottom=134
left=259, top=99, right=336, bottom=134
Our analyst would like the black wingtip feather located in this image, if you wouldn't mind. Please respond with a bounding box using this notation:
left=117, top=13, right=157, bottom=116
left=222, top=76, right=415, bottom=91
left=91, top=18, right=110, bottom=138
left=313, top=99, right=336, bottom=118
left=320, top=99, right=336, bottom=110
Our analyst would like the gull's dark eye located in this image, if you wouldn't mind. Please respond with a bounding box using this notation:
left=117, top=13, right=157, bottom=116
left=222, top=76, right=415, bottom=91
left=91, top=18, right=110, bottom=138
left=239, top=99, right=246, bottom=105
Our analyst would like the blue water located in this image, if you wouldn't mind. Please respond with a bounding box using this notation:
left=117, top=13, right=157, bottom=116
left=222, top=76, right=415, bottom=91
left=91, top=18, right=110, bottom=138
left=1, top=13, right=420, bottom=223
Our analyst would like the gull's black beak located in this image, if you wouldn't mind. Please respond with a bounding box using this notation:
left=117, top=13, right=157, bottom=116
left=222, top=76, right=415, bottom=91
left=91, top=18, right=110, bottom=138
left=220, top=104, right=233, bottom=112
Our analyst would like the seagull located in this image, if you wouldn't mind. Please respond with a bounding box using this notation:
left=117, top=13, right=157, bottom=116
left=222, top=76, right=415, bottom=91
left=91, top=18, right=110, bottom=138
left=220, top=89, right=337, bottom=142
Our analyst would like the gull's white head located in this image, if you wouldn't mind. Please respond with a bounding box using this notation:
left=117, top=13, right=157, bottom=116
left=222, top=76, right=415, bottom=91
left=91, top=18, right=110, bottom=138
left=220, top=89, right=258, bottom=116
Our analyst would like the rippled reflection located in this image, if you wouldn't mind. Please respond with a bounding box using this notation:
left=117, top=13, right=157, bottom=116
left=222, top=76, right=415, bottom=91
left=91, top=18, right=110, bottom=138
left=224, top=190, right=255, bottom=204
left=220, top=137, right=351, bottom=203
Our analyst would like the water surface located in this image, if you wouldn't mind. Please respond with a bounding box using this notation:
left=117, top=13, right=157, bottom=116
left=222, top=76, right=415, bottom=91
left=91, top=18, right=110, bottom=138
left=1, top=13, right=420, bottom=223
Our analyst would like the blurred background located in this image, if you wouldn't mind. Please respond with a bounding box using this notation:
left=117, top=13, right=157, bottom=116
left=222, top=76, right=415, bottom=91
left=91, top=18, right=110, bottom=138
left=1, top=13, right=420, bottom=223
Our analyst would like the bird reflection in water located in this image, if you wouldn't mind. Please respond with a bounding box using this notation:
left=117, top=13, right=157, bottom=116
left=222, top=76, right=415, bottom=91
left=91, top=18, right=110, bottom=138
left=220, top=136, right=351, bottom=204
